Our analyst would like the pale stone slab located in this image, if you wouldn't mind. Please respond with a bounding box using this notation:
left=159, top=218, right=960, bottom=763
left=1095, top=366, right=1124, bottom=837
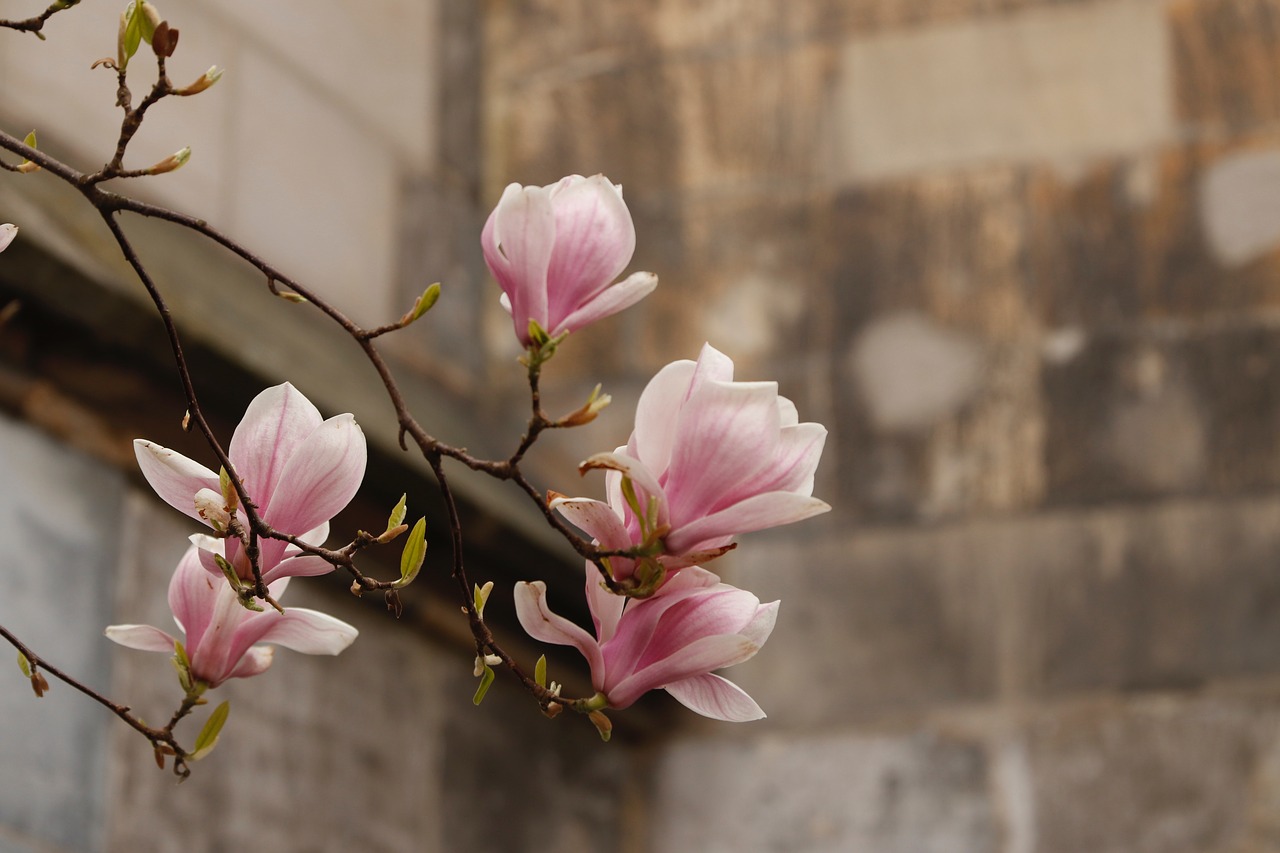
left=0, top=413, right=124, bottom=853
left=223, top=48, right=400, bottom=329
left=1199, top=147, right=1280, bottom=267
left=650, top=732, right=999, bottom=853
left=183, top=0, right=440, bottom=168
left=834, top=0, right=1174, bottom=181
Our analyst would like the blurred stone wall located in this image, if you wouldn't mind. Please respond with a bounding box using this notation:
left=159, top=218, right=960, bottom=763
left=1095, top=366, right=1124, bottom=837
left=484, top=0, right=1280, bottom=850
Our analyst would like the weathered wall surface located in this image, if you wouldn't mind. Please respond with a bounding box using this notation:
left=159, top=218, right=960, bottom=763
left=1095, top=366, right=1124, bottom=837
left=484, top=0, right=1280, bottom=849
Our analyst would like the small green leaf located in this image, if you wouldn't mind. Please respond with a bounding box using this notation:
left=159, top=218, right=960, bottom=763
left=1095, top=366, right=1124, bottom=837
left=473, top=581, right=494, bottom=617
left=16, top=652, right=31, bottom=678
left=472, top=665, right=495, bottom=705
left=386, top=494, right=407, bottom=532
left=122, top=2, right=143, bottom=64
left=213, top=553, right=241, bottom=590
left=534, top=655, right=547, bottom=689
left=397, top=517, right=427, bottom=587
left=22, top=130, right=36, bottom=150
left=218, top=466, right=237, bottom=511
left=406, top=283, right=441, bottom=324
left=173, top=640, right=190, bottom=671
left=189, top=700, right=230, bottom=761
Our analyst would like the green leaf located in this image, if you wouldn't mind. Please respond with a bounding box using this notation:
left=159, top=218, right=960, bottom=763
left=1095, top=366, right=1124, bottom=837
left=406, top=283, right=441, bottom=324
left=534, top=654, right=547, bottom=689
left=16, top=652, right=31, bottom=678
left=218, top=466, right=237, bottom=510
left=122, top=2, right=143, bottom=63
left=189, top=700, right=230, bottom=761
left=136, top=1, right=158, bottom=44
left=386, top=494, right=407, bottom=532
left=397, top=517, right=427, bottom=586
left=472, top=665, right=495, bottom=705
left=22, top=130, right=36, bottom=150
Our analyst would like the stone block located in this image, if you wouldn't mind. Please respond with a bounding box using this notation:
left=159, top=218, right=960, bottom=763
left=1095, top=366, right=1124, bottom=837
left=0, top=413, right=124, bottom=853
left=224, top=49, right=400, bottom=329
left=832, top=0, right=1174, bottom=182
left=726, top=527, right=1003, bottom=729
left=193, top=0, right=440, bottom=167
left=1170, top=0, right=1280, bottom=135
left=1024, top=695, right=1280, bottom=853
left=1043, top=324, right=1280, bottom=503
left=649, top=731, right=1001, bottom=853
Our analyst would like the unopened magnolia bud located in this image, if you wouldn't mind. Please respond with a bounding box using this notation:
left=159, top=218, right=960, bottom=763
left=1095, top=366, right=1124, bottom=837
left=588, top=710, right=612, bottom=742
left=176, top=65, right=222, bottom=96
left=147, top=146, right=190, bottom=175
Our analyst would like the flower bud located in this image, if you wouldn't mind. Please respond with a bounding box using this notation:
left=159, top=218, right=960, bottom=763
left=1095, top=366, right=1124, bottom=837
left=175, top=65, right=223, bottom=96
left=146, top=146, right=190, bottom=175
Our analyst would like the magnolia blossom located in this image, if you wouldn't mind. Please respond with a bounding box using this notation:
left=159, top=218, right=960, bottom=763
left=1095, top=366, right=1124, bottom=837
left=516, top=566, right=777, bottom=721
left=0, top=224, right=16, bottom=253
left=554, top=343, right=829, bottom=583
left=106, top=542, right=358, bottom=688
left=482, top=174, right=657, bottom=347
left=135, top=382, right=366, bottom=584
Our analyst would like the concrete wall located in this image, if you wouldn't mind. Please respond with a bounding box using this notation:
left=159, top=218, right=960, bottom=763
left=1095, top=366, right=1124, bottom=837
left=483, top=0, right=1280, bottom=849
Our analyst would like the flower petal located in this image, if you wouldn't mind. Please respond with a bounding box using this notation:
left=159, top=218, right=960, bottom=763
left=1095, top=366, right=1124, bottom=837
left=608, top=633, right=759, bottom=709
left=253, top=608, right=358, bottom=656
left=665, top=491, right=831, bottom=555
left=482, top=183, right=554, bottom=342
left=0, top=223, right=17, bottom=253
left=262, top=413, right=366, bottom=539
left=260, top=553, right=336, bottom=585
left=664, top=673, right=766, bottom=722
left=550, top=496, right=631, bottom=551
left=662, top=379, right=782, bottom=527
left=134, top=440, right=219, bottom=523
left=226, top=646, right=274, bottom=679
left=228, top=383, right=323, bottom=507
left=554, top=270, right=656, bottom=337
left=514, top=581, right=604, bottom=688
left=627, top=358, right=697, bottom=475
left=544, top=175, right=637, bottom=325
left=169, top=545, right=221, bottom=649
left=104, top=624, right=176, bottom=653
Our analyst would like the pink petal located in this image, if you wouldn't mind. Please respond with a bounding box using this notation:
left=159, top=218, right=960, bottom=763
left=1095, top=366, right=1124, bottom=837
left=513, top=581, right=605, bottom=687
left=554, top=270, right=656, bottom=336
left=228, top=383, right=323, bottom=507
left=726, top=422, right=827, bottom=501
left=169, top=546, right=221, bottom=649
left=262, top=414, right=367, bottom=537
left=226, top=646, right=274, bottom=680
left=580, top=451, right=668, bottom=531
left=104, top=624, right=175, bottom=653
left=583, top=562, right=625, bottom=644
left=545, top=176, right=637, bottom=324
left=599, top=569, right=719, bottom=682
left=634, top=587, right=765, bottom=667
left=482, top=183, right=554, bottom=342
left=663, top=379, right=782, bottom=526
left=628, top=358, right=697, bottom=474
left=551, top=496, right=632, bottom=550
left=0, top=223, right=17, bottom=253
left=665, top=673, right=766, bottom=722
left=134, top=440, right=219, bottom=523
left=608, top=634, right=759, bottom=709
left=260, top=554, right=335, bottom=585
left=665, top=491, right=831, bottom=555
left=739, top=600, right=780, bottom=648
left=687, top=343, right=736, bottom=399
left=252, top=608, right=359, bottom=655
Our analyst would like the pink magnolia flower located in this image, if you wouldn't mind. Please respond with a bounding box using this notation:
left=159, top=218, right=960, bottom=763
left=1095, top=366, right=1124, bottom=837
left=553, top=343, right=829, bottom=583
left=106, top=543, right=358, bottom=688
left=134, top=382, right=366, bottom=585
left=0, top=224, right=17, bottom=253
left=515, top=565, right=777, bottom=721
left=482, top=174, right=657, bottom=346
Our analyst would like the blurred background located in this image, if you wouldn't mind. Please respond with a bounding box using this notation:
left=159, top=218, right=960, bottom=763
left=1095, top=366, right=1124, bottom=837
left=3, top=0, right=1280, bottom=850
